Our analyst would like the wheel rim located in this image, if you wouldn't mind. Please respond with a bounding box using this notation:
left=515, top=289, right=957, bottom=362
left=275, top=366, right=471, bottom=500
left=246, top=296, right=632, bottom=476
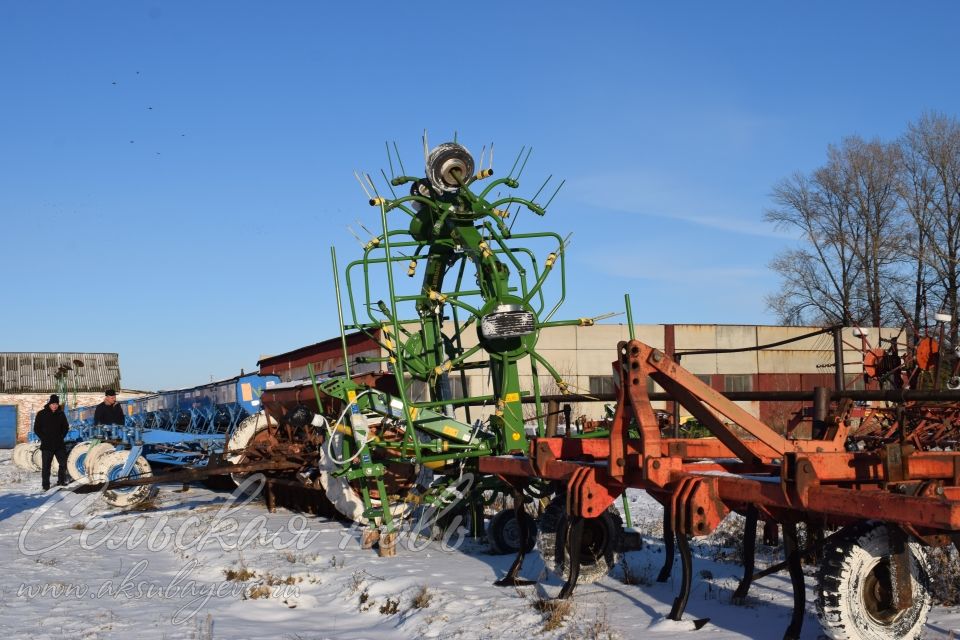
left=576, top=518, right=611, bottom=567
left=502, top=517, right=522, bottom=549
left=76, top=452, right=87, bottom=474
left=106, top=463, right=141, bottom=494
left=861, top=557, right=907, bottom=626
left=326, top=429, right=418, bottom=505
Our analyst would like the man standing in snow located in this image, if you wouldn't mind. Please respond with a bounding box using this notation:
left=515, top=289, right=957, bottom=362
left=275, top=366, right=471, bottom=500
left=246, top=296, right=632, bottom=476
left=33, top=394, right=69, bottom=490
left=94, top=389, right=125, bottom=427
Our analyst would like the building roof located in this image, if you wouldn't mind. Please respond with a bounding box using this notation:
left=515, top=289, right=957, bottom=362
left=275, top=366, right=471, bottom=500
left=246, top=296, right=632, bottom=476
left=0, top=352, right=121, bottom=393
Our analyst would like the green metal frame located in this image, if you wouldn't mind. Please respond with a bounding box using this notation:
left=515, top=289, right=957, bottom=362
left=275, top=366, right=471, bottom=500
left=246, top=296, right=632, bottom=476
left=316, top=143, right=586, bottom=533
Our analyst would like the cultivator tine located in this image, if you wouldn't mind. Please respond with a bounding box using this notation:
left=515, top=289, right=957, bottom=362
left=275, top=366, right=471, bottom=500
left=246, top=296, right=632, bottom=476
left=782, top=522, right=805, bottom=640
left=668, top=534, right=694, bottom=621
left=667, top=476, right=710, bottom=628
left=557, top=516, right=584, bottom=599
left=494, top=494, right=536, bottom=587
left=656, top=503, right=675, bottom=582
left=732, top=505, right=758, bottom=604
left=668, top=531, right=692, bottom=619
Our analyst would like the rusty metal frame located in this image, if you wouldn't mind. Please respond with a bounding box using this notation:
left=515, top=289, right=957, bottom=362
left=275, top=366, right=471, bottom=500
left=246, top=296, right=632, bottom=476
left=479, top=338, right=960, bottom=539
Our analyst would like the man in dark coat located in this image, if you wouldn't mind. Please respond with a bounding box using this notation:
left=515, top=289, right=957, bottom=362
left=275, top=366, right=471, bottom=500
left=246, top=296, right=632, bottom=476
left=94, top=389, right=125, bottom=427
left=33, top=394, right=69, bottom=490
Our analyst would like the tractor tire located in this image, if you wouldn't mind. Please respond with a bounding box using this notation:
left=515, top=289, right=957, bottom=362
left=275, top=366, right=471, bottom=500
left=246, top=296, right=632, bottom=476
left=12, top=443, right=31, bottom=469
left=30, top=446, right=56, bottom=474
left=816, top=522, right=931, bottom=640
left=317, top=430, right=414, bottom=525
left=22, top=443, right=41, bottom=471
left=488, top=507, right=537, bottom=555
left=19, top=443, right=38, bottom=470
left=66, top=441, right=93, bottom=482
left=225, top=411, right=267, bottom=489
left=83, top=443, right=116, bottom=482
left=537, top=498, right=623, bottom=584
left=95, top=450, right=158, bottom=508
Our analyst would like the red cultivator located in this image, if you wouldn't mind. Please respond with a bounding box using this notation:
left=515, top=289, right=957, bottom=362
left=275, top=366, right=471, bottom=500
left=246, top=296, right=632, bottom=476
left=480, top=338, right=960, bottom=640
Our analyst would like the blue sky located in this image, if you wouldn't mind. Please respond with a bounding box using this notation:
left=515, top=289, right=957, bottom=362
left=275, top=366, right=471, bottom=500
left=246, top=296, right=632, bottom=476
left=2, top=2, right=958, bottom=390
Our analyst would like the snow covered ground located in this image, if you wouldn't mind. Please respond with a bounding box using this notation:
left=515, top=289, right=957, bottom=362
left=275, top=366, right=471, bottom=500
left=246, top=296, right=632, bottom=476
left=1, top=449, right=959, bottom=639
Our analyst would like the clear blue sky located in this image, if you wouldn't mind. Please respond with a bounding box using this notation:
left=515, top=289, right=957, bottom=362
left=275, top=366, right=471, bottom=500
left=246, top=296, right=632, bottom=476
left=2, top=2, right=957, bottom=390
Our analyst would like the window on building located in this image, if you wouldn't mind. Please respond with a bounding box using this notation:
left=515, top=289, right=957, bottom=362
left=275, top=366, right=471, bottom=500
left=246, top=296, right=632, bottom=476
left=448, top=376, right=471, bottom=400
left=404, top=376, right=471, bottom=402
left=405, top=378, right=428, bottom=402
left=589, top=376, right=616, bottom=396
left=695, top=374, right=712, bottom=387
left=724, top=374, right=753, bottom=392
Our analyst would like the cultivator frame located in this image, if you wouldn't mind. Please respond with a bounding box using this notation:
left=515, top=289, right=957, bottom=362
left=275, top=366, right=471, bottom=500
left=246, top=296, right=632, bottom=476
left=480, top=335, right=960, bottom=638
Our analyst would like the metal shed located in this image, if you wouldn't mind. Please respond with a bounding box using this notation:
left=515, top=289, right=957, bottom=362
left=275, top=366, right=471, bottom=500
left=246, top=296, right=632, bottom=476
left=0, top=352, right=121, bottom=394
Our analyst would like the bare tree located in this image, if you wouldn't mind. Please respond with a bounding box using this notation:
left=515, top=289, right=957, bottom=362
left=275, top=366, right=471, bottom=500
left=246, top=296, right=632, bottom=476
left=897, top=121, right=939, bottom=339
left=766, top=137, right=907, bottom=327
left=765, top=171, right=864, bottom=325
left=767, top=114, right=960, bottom=341
left=901, top=112, right=960, bottom=346
left=823, top=137, right=907, bottom=327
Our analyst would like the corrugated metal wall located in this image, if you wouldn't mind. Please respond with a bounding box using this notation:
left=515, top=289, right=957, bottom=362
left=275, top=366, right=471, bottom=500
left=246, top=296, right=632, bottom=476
left=0, top=353, right=121, bottom=393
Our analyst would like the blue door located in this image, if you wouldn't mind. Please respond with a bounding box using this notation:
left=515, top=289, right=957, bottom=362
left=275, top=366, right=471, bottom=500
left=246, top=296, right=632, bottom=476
left=0, top=406, right=16, bottom=448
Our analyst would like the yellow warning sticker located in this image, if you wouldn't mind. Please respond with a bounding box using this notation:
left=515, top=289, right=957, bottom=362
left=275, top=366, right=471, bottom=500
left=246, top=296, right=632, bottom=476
left=409, top=407, right=419, bottom=420
left=442, top=425, right=460, bottom=438
left=504, top=392, right=520, bottom=403
left=241, top=383, right=253, bottom=402
left=347, top=390, right=357, bottom=403
left=511, top=432, right=520, bottom=441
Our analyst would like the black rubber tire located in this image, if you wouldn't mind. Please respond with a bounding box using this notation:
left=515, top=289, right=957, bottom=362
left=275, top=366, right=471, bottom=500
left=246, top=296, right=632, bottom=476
left=815, top=522, right=931, bottom=640
left=537, top=498, right=623, bottom=583
left=488, top=507, right=537, bottom=555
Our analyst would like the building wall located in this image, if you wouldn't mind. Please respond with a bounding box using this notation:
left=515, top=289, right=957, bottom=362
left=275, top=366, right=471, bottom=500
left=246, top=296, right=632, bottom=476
left=259, top=330, right=383, bottom=382
left=437, top=324, right=898, bottom=426
left=255, top=323, right=900, bottom=431
left=2, top=391, right=142, bottom=444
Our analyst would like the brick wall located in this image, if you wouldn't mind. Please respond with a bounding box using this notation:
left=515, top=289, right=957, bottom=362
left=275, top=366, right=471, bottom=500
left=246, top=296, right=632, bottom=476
left=0, top=392, right=143, bottom=444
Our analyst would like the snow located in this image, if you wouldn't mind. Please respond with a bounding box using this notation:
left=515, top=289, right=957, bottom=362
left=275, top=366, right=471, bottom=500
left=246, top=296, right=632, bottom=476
left=1, top=449, right=960, bottom=639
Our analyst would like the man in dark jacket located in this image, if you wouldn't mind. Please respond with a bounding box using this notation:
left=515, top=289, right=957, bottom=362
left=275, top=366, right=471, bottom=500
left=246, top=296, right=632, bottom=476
left=94, top=389, right=125, bottom=427
left=33, top=394, right=69, bottom=490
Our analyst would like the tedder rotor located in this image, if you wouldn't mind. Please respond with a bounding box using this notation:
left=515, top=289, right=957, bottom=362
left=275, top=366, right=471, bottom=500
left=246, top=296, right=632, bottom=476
left=289, top=138, right=632, bottom=556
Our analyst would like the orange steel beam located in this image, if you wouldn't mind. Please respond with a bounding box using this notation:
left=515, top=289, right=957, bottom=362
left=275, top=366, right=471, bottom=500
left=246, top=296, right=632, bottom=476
left=527, top=437, right=960, bottom=485
left=704, top=474, right=960, bottom=531
left=637, top=339, right=847, bottom=457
